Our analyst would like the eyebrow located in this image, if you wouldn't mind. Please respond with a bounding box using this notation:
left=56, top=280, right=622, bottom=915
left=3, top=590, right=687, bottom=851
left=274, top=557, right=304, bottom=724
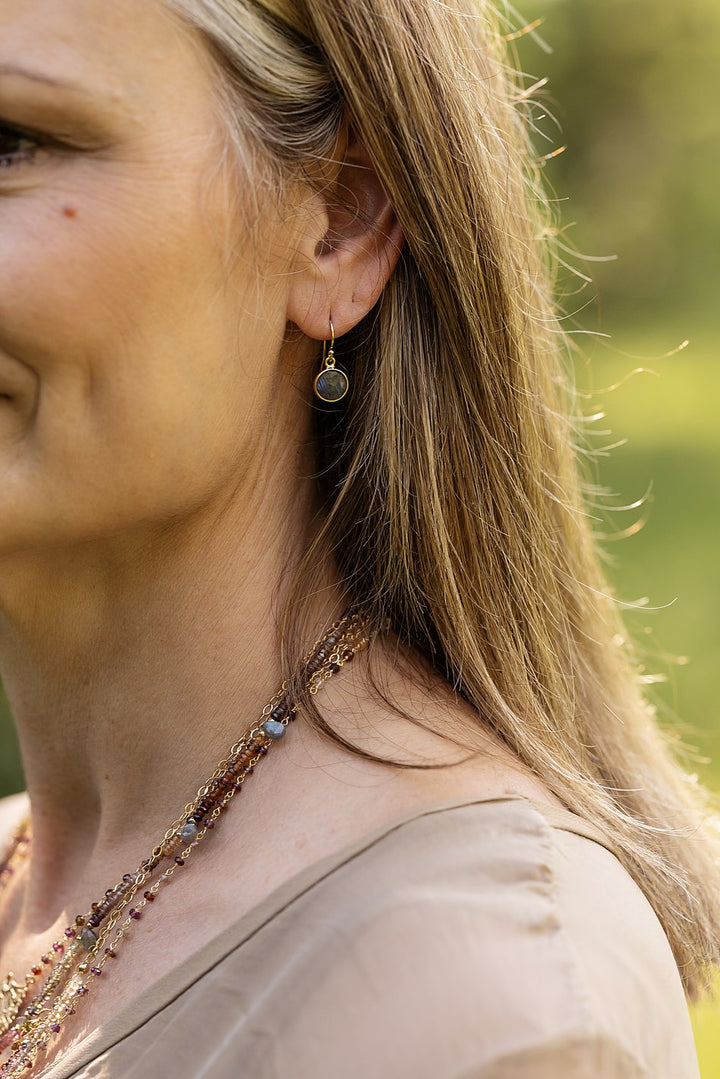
left=0, top=63, right=89, bottom=95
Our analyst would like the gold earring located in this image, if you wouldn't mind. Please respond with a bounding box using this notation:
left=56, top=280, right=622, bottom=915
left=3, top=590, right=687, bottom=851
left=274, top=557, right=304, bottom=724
left=313, top=321, right=349, bottom=403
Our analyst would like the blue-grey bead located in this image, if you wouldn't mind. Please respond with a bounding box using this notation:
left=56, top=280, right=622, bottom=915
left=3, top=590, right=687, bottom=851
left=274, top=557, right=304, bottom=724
left=180, top=822, right=199, bottom=843
left=262, top=720, right=286, bottom=740
left=81, top=927, right=98, bottom=951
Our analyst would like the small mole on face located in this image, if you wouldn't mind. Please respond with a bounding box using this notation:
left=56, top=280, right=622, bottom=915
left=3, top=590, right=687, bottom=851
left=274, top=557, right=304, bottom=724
left=61, top=203, right=78, bottom=218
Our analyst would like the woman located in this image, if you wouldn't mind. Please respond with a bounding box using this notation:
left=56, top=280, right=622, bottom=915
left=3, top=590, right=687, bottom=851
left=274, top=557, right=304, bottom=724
left=0, top=0, right=717, bottom=1075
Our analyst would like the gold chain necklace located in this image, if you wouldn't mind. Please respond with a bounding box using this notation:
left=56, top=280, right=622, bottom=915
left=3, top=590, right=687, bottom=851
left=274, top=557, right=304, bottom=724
left=0, top=607, right=374, bottom=1077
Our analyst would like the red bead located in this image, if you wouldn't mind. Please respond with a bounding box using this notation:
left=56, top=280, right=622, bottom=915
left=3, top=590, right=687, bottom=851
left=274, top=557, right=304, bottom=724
left=174, top=856, right=185, bottom=866
left=129, top=909, right=142, bottom=920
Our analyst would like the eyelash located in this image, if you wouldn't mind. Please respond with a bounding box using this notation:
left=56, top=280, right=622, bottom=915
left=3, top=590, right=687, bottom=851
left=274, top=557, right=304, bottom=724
left=0, top=124, right=44, bottom=170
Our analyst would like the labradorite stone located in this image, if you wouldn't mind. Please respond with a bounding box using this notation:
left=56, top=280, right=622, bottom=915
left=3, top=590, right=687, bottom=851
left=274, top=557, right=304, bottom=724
left=261, top=720, right=286, bottom=740
left=314, top=368, right=349, bottom=403
left=180, top=822, right=199, bottom=843
left=80, top=927, right=99, bottom=951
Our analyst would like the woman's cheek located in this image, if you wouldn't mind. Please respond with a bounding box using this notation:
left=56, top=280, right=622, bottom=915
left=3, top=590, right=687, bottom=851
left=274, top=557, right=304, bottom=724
left=0, top=147, right=291, bottom=551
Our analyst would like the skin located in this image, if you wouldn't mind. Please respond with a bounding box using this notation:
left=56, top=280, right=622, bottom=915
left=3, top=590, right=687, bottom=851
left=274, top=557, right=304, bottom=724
left=0, top=0, right=562, bottom=1054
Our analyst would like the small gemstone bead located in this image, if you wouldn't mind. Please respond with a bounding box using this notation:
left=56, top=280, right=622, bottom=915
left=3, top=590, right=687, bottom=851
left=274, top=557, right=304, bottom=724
left=53, top=943, right=64, bottom=954
left=161, top=835, right=182, bottom=857
left=31, top=966, right=42, bottom=976
left=64, top=928, right=76, bottom=939
left=104, top=948, right=117, bottom=959
left=180, top=822, right=198, bottom=843
left=143, top=891, right=155, bottom=902
left=41, top=954, right=51, bottom=965
left=174, top=856, right=185, bottom=867
left=91, top=967, right=102, bottom=976
left=50, top=1024, right=61, bottom=1034
left=76, top=986, right=88, bottom=996
left=129, top=909, right=142, bottom=920
left=257, top=745, right=268, bottom=756
left=204, top=819, right=215, bottom=828
left=81, top=927, right=99, bottom=951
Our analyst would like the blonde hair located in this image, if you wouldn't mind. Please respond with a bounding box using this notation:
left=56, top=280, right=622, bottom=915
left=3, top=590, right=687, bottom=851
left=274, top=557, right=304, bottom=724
left=169, top=0, right=720, bottom=1001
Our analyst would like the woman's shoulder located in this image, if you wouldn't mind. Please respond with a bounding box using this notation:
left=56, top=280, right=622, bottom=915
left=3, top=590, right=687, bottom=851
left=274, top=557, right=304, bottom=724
left=243, top=795, right=699, bottom=1078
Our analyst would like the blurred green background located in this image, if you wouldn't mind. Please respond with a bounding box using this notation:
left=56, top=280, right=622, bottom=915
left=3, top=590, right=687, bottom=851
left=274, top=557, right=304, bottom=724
left=515, top=0, right=720, bottom=1071
left=1, top=0, right=718, bottom=1070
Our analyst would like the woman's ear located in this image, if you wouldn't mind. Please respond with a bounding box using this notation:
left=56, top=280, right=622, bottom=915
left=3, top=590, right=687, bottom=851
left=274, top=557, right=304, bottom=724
left=286, top=128, right=404, bottom=339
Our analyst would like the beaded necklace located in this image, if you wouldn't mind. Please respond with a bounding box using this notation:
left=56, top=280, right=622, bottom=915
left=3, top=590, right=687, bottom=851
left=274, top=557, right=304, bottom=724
left=0, top=607, right=374, bottom=1077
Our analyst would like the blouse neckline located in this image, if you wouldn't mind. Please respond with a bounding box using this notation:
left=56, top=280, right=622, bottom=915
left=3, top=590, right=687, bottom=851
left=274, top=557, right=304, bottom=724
left=2, top=790, right=620, bottom=1079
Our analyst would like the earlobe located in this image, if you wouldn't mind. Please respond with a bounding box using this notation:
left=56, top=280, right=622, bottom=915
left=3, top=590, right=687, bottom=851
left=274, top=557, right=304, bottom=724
left=287, top=130, right=404, bottom=341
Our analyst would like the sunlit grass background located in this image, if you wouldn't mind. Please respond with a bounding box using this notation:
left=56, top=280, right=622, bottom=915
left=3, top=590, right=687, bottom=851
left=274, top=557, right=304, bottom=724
left=575, top=330, right=720, bottom=1074
left=1, top=0, right=718, bottom=1072
left=517, top=0, right=720, bottom=1071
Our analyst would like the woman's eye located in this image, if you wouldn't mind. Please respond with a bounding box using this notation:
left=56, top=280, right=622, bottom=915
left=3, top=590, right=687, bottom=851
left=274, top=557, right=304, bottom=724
left=0, top=125, right=42, bottom=170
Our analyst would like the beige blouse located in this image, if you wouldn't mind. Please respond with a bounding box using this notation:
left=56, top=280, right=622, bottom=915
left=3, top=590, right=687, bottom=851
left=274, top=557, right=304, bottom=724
left=0, top=792, right=701, bottom=1078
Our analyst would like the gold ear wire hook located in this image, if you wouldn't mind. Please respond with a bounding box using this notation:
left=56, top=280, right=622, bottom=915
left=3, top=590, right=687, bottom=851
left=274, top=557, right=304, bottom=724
left=323, top=320, right=336, bottom=368
left=314, top=318, right=348, bottom=403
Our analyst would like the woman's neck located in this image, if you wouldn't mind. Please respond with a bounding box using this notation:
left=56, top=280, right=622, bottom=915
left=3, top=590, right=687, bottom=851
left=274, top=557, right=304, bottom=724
left=0, top=471, right=342, bottom=930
